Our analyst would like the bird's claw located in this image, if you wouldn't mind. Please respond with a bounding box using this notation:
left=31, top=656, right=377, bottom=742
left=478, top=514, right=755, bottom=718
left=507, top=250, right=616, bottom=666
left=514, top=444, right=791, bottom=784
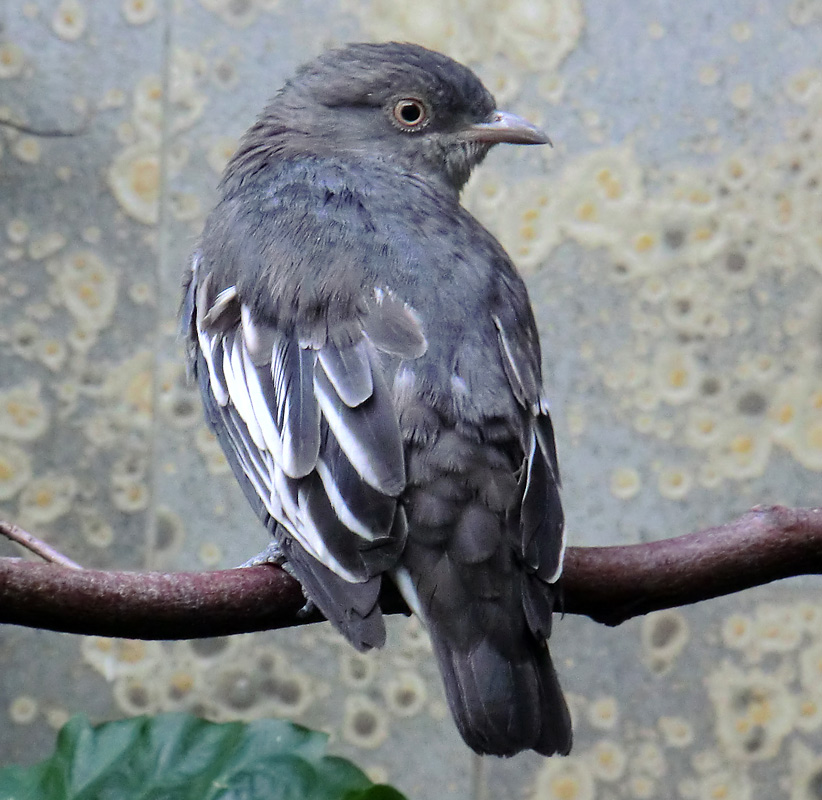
left=297, top=599, right=317, bottom=618
left=238, top=540, right=288, bottom=570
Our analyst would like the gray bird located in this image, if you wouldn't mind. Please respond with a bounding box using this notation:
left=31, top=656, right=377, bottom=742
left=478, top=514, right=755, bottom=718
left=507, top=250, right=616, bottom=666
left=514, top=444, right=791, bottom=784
left=183, top=41, right=571, bottom=757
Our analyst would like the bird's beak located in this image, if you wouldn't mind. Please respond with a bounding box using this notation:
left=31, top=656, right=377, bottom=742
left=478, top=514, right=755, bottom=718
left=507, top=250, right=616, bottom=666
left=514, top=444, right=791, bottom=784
left=461, top=110, right=551, bottom=146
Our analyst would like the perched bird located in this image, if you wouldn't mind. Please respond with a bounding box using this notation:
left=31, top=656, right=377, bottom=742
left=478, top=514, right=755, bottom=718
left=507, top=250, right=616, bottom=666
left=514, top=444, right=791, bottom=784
left=183, top=41, right=571, bottom=757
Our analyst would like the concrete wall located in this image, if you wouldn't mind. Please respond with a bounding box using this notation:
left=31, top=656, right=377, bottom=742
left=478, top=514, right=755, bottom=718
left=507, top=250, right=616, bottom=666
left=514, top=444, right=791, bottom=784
left=1, top=1, right=821, bottom=797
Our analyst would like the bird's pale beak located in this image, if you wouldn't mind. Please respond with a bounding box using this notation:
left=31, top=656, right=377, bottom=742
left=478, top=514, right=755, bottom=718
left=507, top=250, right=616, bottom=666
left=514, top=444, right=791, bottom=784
left=461, top=110, right=551, bottom=146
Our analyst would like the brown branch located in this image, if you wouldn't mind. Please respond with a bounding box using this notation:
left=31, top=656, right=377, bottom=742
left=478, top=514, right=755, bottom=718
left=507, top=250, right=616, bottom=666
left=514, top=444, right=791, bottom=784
left=0, top=505, right=819, bottom=639
left=0, top=521, right=83, bottom=570
left=0, top=116, right=91, bottom=137
left=560, top=505, right=822, bottom=625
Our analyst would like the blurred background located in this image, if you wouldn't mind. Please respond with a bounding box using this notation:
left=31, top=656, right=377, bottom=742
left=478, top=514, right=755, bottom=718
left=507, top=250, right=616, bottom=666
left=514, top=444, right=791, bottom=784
left=1, top=1, right=821, bottom=797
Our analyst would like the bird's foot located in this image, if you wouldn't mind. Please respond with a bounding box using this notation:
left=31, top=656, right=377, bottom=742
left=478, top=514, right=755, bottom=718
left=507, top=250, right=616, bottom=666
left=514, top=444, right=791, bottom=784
left=239, top=541, right=314, bottom=616
left=297, top=598, right=317, bottom=618
left=239, top=541, right=290, bottom=573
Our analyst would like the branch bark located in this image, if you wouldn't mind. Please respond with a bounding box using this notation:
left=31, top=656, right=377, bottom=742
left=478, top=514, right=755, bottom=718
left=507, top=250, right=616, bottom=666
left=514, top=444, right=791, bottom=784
left=0, top=505, right=819, bottom=639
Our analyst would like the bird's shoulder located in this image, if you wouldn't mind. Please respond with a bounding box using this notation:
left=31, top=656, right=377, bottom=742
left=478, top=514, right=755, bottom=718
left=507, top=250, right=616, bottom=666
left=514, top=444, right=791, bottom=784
left=198, top=155, right=541, bottom=394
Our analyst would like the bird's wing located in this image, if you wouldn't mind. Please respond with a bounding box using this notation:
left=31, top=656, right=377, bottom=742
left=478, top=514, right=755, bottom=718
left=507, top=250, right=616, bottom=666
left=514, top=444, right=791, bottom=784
left=492, top=314, right=565, bottom=638
left=185, top=256, right=425, bottom=648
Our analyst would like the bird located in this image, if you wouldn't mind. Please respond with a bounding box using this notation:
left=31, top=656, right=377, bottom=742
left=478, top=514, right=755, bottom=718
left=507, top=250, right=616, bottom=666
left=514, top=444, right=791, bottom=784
left=183, top=41, right=571, bottom=757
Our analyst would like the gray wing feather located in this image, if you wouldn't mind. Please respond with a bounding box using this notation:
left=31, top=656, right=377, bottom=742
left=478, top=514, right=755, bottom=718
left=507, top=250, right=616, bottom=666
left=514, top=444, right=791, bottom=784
left=317, top=430, right=399, bottom=542
left=363, top=287, right=428, bottom=359
left=274, top=338, right=321, bottom=479
left=317, top=339, right=374, bottom=407
left=491, top=314, right=540, bottom=408
left=278, top=534, right=386, bottom=651
left=314, top=348, right=406, bottom=496
left=493, top=315, right=566, bottom=588
left=188, top=260, right=411, bottom=647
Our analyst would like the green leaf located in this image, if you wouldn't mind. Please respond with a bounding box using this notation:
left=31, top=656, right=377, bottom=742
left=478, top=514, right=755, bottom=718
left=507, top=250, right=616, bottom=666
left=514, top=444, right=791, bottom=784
left=0, top=713, right=407, bottom=800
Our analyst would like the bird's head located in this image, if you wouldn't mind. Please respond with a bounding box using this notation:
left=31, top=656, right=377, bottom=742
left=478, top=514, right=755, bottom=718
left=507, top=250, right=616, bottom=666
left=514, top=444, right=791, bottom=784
left=233, top=42, right=548, bottom=192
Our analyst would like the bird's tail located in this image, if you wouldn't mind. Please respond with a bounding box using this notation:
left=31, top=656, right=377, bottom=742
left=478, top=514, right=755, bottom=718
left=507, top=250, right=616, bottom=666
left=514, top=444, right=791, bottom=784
left=430, top=631, right=572, bottom=757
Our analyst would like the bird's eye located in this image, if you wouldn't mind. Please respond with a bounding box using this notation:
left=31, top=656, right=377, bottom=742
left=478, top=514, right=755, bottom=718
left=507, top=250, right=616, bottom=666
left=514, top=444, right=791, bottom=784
left=393, top=98, right=428, bottom=129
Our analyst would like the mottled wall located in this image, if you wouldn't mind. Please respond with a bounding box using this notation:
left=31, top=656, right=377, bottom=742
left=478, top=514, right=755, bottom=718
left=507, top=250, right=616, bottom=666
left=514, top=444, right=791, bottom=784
left=1, top=1, right=821, bottom=799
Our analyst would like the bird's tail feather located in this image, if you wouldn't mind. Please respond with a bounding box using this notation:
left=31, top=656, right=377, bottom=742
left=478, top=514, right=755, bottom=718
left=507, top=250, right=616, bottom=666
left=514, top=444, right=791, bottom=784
left=431, top=633, right=572, bottom=757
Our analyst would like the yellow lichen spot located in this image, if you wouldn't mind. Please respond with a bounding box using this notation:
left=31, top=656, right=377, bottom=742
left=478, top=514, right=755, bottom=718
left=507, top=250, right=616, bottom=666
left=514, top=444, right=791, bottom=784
left=60, top=251, right=118, bottom=330
left=114, top=677, right=157, bottom=715
left=81, top=514, right=114, bottom=548
left=9, top=695, right=38, bottom=724
left=52, top=0, right=87, bottom=41
left=784, top=68, right=822, bottom=105
left=206, top=135, right=239, bottom=175
left=0, top=43, right=26, bottom=79
left=800, top=642, right=822, bottom=689
left=647, top=21, right=665, bottom=38
left=642, top=610, right=690, bottom=672
left=689, top=188, right=713, bottom=206
left=575, top=200, right=599, bottom=223
left=730, top=21, right=753, bottom=41
left=707, top=662, right=795, bottom=761
left=19, top=474, right=76, bottom=524
left=588, top=696, right=618, bottom=730
left=633, top=231, right=657, bottom=253
left=718, top=423, right=772, bottom=479
left=721, top=614, right=753, bottom=649
left=45, top=707, right=70, bottom=730
left=36, top=338, right=68, bottom=372
left=697, top=462, right=724, bottom=489
left=199, top=542, right=223, bottom=566
left=699, top=65, right=721, bottom=86
left=629, top=775, right=655, bottom=799
left=796, top=691, right=822, bottom=732
left=610, top=466, right=641, bottom=500
left=685, top=409, right=723, bottom=449
left=340, top=651, right=377, bottom=689
left=122, top=0, right=157, bottom=25
left=531, top=758, right=595, bottom=800
left=200, top=0, right=260, bottom=28
left=658, top=465, right=693, bottom=501
left=90, top=637, right=114, bottom=654
left=169, top=670, right=195, bottom=696
left=170, top=191, right=201, bottom=222
left=659, top=716, right=694, bottom=748
left=112, top=479, right=150, bottom=513
left=795, top=420, right=822, bottom=470
left=634, top=741, right=667, bottom=779
left=722, top=154, right=755, bottom=188
left=383, top=670, right=427, bottom=717
left=28, top=231, right=66, bottom=260
left=0, top=384, right=50, bottom=441
left=195, top=425, right=231, bottom=475
left=771, top=401, right=796, bottom=429
left=591, top=740, right=627, bottom=781
left=12, top=136, right=41, bottom=164
left=634, top=413, right=655, bottom=434
left=752, top=605, right=802, bottom=653
left=595, top=168, right=624, bottom=200
left=654, top=346, right=701, bottom=404
left=0, top=442, right=33, bottom=500
left=119, top=640, right=148, bottom=664
left=343, top=695, right=389, bottom=749
left=108, top=144, right=161, bottom=225
left=730, top=83, right=754, bottom=110
left=6, top=219, right=29, bottom=244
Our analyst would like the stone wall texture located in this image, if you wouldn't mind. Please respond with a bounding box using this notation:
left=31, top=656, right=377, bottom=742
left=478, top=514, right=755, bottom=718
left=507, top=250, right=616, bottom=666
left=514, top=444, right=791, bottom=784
left=1, top=1, right=821, bottom=798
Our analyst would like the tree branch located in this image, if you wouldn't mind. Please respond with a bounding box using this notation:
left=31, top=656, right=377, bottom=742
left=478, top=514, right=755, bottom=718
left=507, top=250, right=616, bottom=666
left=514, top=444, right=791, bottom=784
left=0, top=505, right=819, bottom=639
left=0, top=521, right=83, bottom=570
